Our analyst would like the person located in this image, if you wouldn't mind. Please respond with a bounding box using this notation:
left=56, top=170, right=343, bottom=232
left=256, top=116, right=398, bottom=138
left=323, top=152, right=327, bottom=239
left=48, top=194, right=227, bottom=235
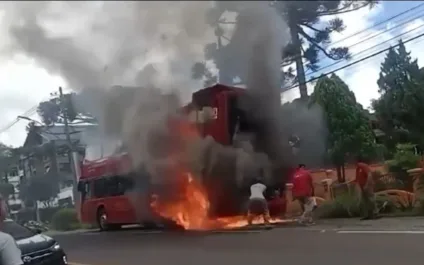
left=292, top=164, right=315, bottom=225
left=246, top=175, right=270, bottom=226
left=0, top=195, right=23, bottom=265
left=355, top=157, right=378, bottom=220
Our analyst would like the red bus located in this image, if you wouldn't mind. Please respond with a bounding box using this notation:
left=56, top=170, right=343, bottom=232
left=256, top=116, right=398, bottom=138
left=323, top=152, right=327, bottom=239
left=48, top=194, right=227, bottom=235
left=76, top=84, right=288, bottom=230
left=77, top=153, right=163, bottom=230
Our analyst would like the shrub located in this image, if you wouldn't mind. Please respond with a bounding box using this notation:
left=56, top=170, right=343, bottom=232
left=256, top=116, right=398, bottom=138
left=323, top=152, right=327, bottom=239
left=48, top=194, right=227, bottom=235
left=316, top=194, right=360, bottom=219
left=316, top=193, right=397, bottom=219
left=373, top=171, right=404, bottom=192
left=385, top=143, right=421, bottom=191
left=51, top=208, right=81, bottom=231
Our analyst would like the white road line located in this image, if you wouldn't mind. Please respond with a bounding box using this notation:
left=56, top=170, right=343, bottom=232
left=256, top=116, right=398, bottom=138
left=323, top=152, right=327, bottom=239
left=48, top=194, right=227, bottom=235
left=337, top=230, right=424, bottom=234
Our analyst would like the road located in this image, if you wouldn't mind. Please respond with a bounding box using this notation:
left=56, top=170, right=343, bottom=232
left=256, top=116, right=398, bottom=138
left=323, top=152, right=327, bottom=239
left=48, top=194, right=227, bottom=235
left=53, top=225, right=424, bottom=265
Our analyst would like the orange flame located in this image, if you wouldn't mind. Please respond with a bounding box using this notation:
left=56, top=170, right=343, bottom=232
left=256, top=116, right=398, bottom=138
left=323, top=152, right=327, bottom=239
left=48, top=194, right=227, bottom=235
left=150, top=115, right=287, bottom=230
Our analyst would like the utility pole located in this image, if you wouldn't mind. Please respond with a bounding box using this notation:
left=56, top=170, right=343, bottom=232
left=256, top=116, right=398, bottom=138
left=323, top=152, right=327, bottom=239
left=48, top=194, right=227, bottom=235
left=58, top=87, right=80, bottom=210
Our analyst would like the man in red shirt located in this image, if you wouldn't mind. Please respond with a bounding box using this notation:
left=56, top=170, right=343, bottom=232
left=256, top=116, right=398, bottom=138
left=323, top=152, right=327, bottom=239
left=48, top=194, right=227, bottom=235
left=355, top=157, right=377, bottom=220
left=292, top=164, right=315, bottom=224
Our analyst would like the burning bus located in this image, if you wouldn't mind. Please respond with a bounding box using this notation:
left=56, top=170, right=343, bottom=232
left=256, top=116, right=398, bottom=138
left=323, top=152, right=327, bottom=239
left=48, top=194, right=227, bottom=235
left=77, top=84, right=288, bottom=231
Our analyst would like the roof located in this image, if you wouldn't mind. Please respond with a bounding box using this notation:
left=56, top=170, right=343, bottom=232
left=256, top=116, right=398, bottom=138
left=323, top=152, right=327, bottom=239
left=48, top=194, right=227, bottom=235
left=23, top=123, right=98, bottom=147
left=80, top=153, right=132, bottom=179
left=191, top=83, right=245, bottom=107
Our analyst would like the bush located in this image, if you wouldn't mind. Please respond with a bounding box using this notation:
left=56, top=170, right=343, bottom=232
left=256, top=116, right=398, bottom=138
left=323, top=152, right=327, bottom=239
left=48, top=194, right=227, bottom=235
left=51, top=208, right=81, bottom=231
left=316, top=194, right=360, bottom=219
left=372, top=171, right=404, bottom=192
left=385, top=143, right=421, bottom=191
left=316, top=193, right=397, bottom=219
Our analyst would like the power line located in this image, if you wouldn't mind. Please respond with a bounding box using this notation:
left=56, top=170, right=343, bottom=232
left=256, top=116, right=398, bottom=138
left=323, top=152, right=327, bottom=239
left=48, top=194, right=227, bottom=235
left=304, top=11, right=424, bottom=75
left=328, top=2, right=424, bottom=48
left=282, top=2, right=424, bottom=67
left=0, top=95, right=52, bottom=135
left=283, top=30, right=424, bottom=91
left=304, top=19, right=424, bottom=78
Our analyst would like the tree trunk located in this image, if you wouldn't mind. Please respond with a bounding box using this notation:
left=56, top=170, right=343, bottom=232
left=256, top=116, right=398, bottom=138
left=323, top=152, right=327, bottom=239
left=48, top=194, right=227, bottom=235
left=336, top=166, right=343, bottom=183
left=289, top=19, right=308, bottom=99
left=341, top=165, right=346, bottom=183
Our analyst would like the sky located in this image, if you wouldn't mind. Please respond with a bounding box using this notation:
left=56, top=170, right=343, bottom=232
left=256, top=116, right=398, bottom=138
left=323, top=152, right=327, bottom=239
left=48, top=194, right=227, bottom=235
left=1, top=1, right=424, bottom=148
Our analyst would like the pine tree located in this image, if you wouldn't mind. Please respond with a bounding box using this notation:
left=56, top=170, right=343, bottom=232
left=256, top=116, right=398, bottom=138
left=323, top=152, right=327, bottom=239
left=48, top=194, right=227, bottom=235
left=373, top=40, right=424, bottom=151
left=192, top=1, right=376, bottom=97
left=377, top=41, right=421, bottom=93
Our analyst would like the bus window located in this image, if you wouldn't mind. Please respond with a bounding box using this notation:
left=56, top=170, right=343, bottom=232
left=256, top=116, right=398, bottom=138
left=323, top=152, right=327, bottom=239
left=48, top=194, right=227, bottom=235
left=93, top=178, right=109, bottom=198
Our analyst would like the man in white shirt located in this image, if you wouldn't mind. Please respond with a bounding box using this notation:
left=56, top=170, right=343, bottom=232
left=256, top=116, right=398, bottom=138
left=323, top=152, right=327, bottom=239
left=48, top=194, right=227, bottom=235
left=0, top=195, right=23, bottom=265
left=246, top=175, right=270, bottom=226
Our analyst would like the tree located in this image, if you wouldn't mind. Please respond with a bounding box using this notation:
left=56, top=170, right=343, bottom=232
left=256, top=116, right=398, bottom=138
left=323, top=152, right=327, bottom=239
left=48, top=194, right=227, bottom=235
left=192, top=1, right=376, bottom=97
left=372, top=40, right=424, bottom=152
left=386, top=143, right=420, bottom=191
left=0, top=183, right=14, bottom=199
left=20, top=172, right=58, bottom=208
left=311, top=74, right=377, bottom=182
left=37, top=92, right=96, bottom=126
left=0, top=143, right=20, bottom=183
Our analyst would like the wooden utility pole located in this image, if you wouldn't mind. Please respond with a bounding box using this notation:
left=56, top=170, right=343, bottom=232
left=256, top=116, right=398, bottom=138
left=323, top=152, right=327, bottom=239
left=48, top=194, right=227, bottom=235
left=58, top=87, right=80, bottom=209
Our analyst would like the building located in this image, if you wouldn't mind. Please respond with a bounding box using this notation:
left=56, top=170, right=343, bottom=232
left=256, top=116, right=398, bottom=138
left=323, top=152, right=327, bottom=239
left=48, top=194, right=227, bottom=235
left=20, top=123, right=98, bottom=208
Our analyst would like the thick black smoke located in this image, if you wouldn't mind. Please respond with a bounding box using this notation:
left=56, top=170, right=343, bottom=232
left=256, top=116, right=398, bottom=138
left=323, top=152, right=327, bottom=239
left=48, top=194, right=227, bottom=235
left=1, top=1, right=328, bottom=219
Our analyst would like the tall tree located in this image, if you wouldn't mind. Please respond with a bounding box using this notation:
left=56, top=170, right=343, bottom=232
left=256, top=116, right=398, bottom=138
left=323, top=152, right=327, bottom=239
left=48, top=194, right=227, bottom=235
left=277, top=1, right=376, bottom=98
left=311, top=74, right=377, bottom=182
left=192, top=1, right=376, bottom=96
left=372, top=40, right=424, bottom=152
left=37, top=92, right=96, bottom=126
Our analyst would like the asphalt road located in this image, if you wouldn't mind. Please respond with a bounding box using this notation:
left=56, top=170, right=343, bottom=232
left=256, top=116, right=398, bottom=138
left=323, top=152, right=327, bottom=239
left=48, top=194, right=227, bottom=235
left=53, top=226, right=424, bottom=265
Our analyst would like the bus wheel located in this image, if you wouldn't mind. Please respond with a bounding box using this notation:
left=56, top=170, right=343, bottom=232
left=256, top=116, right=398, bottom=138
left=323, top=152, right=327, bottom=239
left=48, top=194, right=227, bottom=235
left=97, top=207, right=110, bottom=231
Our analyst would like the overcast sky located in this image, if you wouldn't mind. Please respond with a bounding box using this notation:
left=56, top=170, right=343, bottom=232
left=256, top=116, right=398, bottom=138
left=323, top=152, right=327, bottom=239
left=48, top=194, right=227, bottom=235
left=1, top=1, right=424, bottom=148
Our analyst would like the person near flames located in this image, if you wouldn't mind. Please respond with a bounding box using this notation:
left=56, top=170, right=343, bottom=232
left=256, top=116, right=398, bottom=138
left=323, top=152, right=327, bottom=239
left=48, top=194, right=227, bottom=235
left=355, top=157, right=378, bottom=220
left=246, top=174, right=271, bottom=226
left=292, top=164, right=315, bottom=225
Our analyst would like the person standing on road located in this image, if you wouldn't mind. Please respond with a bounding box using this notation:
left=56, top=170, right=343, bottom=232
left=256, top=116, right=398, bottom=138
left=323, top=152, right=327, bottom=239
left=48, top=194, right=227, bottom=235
left=292, top=164, right=315, bottom=225
left=246, top=175, right=271, bottom=226
left=355, top=157, right=378, bottom=220
left=0, top=195, right=23, bottom=265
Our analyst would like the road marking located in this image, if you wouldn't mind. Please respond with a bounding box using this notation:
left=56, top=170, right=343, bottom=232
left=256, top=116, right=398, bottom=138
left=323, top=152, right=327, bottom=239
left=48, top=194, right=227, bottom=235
left=337, top=230, right=424, bottom=234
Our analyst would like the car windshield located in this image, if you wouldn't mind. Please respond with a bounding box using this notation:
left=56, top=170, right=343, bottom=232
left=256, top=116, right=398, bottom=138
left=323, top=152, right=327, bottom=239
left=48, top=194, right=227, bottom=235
left=2, top=221, right=35, bottom=240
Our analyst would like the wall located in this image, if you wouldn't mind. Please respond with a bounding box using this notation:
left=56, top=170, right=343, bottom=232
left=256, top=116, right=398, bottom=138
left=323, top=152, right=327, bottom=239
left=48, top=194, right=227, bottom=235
left=285, top=163, right=387, bottom=216
left=310, top=163, right=386, bottom=183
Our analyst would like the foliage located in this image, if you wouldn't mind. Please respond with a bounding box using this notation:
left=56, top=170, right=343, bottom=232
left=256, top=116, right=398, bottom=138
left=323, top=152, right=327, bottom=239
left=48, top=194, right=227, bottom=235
left=372, top=170, right=404, bottom=192
left=37, top=92, right=96, bottom=126
left=316, top=193, right=396, bottom=219
left=0, top=143, right=21, bottom=185
left=385, top=143, right=420, bottom=190
left=316, top=194, right=360, bottom=218
left=51, top=208, right=81, bottom=231
left=0, top=183, right=14, bottom=198
left=310, top=74, right=378, bottom=179
left=192, top=1, right=376, bottom=97
left=372, top=40, right=424, bottom=151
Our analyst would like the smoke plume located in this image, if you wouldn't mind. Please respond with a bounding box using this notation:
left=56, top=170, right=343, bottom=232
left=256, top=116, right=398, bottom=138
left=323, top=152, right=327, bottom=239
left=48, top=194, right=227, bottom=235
left=0, top=1, right=330, bottom=219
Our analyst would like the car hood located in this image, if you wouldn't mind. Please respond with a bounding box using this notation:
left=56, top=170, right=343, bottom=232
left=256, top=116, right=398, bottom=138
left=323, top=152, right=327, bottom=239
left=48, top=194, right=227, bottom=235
left=16, top=234, right=56, bottom=255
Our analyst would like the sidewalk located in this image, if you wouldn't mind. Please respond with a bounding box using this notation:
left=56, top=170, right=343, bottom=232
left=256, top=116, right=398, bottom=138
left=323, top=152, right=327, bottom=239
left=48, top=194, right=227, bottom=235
left=312, top=216, right=424, bottom=231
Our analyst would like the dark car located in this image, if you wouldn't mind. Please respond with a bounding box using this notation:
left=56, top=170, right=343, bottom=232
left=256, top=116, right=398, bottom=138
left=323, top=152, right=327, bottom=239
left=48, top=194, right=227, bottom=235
left=2, top=220, right=68, bottom=265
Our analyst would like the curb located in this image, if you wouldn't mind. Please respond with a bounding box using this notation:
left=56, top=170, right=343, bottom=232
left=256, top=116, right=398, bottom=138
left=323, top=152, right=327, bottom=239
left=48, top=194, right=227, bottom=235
left=45, top=229, right=97, bottom=236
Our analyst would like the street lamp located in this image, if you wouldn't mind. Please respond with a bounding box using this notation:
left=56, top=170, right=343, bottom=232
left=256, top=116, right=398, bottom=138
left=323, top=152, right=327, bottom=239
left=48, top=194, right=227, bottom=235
left=17, top=116, right=42, bottom=124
